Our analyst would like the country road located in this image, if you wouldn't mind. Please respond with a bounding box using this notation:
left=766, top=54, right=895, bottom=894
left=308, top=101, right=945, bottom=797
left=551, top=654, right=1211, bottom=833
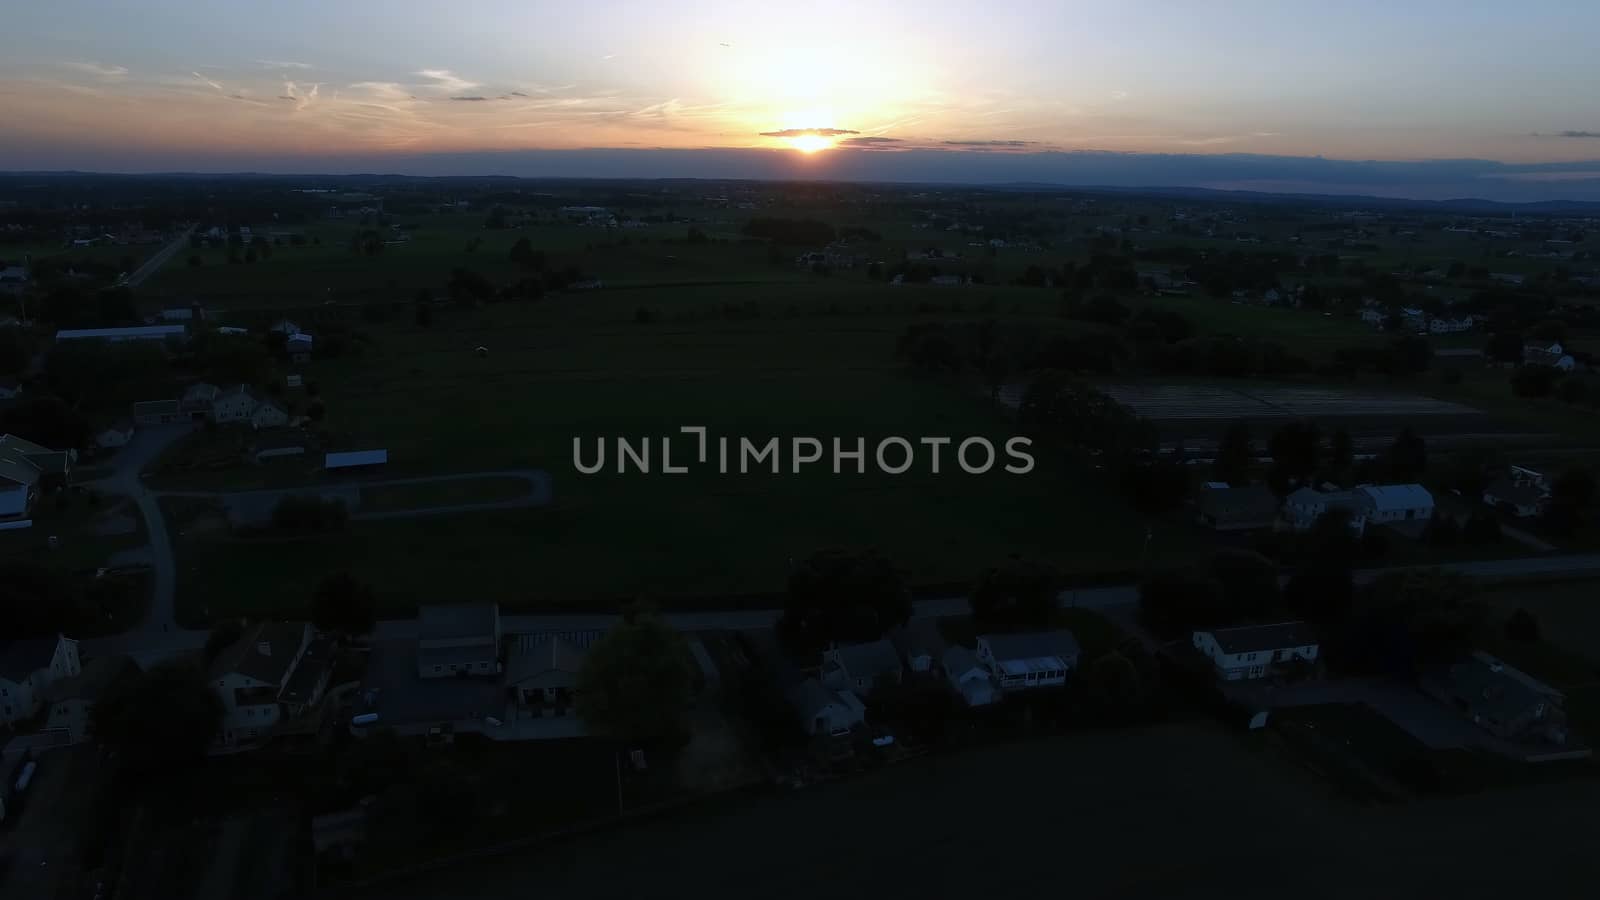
left=125, top=224, right=194, bottom=287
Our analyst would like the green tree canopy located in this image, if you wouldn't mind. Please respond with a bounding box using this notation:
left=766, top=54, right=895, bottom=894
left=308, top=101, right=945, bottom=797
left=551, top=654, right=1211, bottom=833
left=576, top=610, right=694, bottom=743
left=778, top=548, right=911, bottom=653
left=969, top=557, right=1060, bottom=630
left=312, top=571, right=378, bottom=639
left=94, top=662, right=223, bottom=774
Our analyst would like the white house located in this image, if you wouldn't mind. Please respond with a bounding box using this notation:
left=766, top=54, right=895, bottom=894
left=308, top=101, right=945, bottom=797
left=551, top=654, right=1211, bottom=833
left=210, top=384, right=260, bottom=423
left=976, top=630, right=1081, bottom=692
left=505, top=632, right=595, bottom=718
left=1524, top=341, right=1577, bottom=371
left=790, top=678, right=866, bottom=737
left=1359, top=308, right=1385, bottom=328
left=1429, top=315, right=1475, bottom=334
left=286, top=333, right=313, bottom=363
left=1192, top=622, right=1319, bottom=681
left=821, top=639, right=903, bottom=695
left=1356, top=483, right=1434, bottom=524
left=250, top=398, right=290, bottom=430
left=942, top=646, right=997, bottom=707
left=1483, top=466, right=1549, bottom=518
left=416, top=603, right=500, bottom=679
left=1283, top=487, right=1369, bottom=535
left=209, top=621, right=329, bottom=746
left=889, top=618, right=947, bottom=674
left=0, top=634, right=82, bottom=725
left=43, top=655, right=138, bottom=743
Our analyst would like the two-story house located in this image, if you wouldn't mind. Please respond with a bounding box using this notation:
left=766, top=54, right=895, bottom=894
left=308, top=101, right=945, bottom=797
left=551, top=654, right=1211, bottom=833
left=820, top=639, right=903, bottom=695
left=210, top=621, right=331, bottom=746
left=0, top=634, right=83, bottom=725
left=1192, top=622, right=1319, bottom=681
left=1283, top=487, right=1370, bottom=535
left=251, top=398, right=290, bottom=429
left=416, top=604, right=501, bottom=678
left=504, top=631, right=595, bottom=717
left=43, top=655, right=139, bottom=743
left=210, top=384, right=261, bottom=423
left=976, top=630, right=1081, bottom=692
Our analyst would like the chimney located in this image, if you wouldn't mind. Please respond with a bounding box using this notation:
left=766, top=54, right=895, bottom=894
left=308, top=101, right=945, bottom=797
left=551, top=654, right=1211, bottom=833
left=257, top=641, right=272, bottom=657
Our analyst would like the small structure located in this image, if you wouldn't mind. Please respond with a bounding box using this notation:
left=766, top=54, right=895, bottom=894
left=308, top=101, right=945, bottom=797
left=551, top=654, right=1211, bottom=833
left=286, top=333, right=313, bottom=364
left=1195, top=483, right=1280, bottom=531
left=132, top=398, right=183, bottom=426
left=415, top=604, right=500, bottom=679
left=250, top=397, right=290, bottom=430
left=1523, top=341, right=1576, bottom=371
left=1356, top=483, right=1434, bottom=524
left=505, top=632, right=598, bottom=718
left=208, top=621, right=329, bottom=746
left=1192, top=622, right=1319, bottom=681
left=1, top=434, right=76, bottom=517
left=1483, top=467, right=1549, bottom=518
left=251, top=429, right=310, bottom=463
left=788, top=678, right=866, bottom=738
left=55, top=324, right=188, bottom=344
left=1283, top=486, right=1369, bottom=535
left=976, top=630, right=1081, bottom=692
left=181, top=382, right=221, bottom=418
left=93, top=421, right=135, bottom=451
left=326, top=449, right=388, bottom=472
left=820, top=639, right=903, bottom=695
left=942, top=646, right=997, bottom=707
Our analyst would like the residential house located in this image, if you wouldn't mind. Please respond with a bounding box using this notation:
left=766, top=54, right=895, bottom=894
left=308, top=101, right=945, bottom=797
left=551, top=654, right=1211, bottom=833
left=269, top=319, right=301, bottom=336
left=54, top=325, right=188, bottom=344
left=159, top=306, right=206, bottom=322
left=889, top=617, right=948, bottom=674
left=1523, top=341, right=1577, bottom=371
left=1196, top=484, right=1280, bottom=531
left=820, top=639, right=903, bottom=695
left=250, top=397, right=289, bottom=429
left=504, top=631, right=597, bottom=718
left=788, top=678, right=866, bottom=738
left=1356, top=483, right=1434, bottom=524
left=0, top=634, right=82, bottom=725
left=210, top=384, right=260, bottom=423
left=976, top=630, right=1081, bottom=692
left=1420, top=651, right=1568, bottom=744
left=942, top=646, right=997, bottom=707
left=1, top=433, right=77, bottom=516
left=286, top=333, right=313, bottom=364
left=1483, top=467, right=1550, bottom=518
left=181, top=382, right=221, bottom=418
left=1428, top=315, right=1476, bottom=334
left=93, top=421, right=135, bottom=451
left=1359, top=308, right=1385, bottom=328
left=1192, top=622, right=1319, bottom=681
left=1283, top=486, right=1370, bottom=535
left=42, top=655, right=139, bottom=743
left=132, top=398, right=183, bottom=425
left=209, top=621, right=329, bottom=746
left=416, top=603, right=501, bottom=679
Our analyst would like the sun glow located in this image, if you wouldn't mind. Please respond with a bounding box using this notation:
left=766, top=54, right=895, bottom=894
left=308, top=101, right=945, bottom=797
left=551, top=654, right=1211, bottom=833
left=788, top=133, right=834, bottom=153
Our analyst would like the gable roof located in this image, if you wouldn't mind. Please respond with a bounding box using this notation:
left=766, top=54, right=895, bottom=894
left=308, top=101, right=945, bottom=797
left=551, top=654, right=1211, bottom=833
left=326, top=449, right=388, bottom=469
left=891, top=617, right=947, bottom=660
left=182, top=382, right=220, bottom=403
left=505, top=633, right=592, bottom=687
left=209, top=621, right=309, bottom=686
left=980, top=630, right=1081, bottom=663
left=0, top=636, right=65, bottom=682
left=1357, top=483, right=1433, bottom=511
left=1484, top=477, right=1546, bottom=509
left=1201, top=621, right=1317, bottom=654
left=417, top=603, right=499, bottom=642
left=1196, top=484, right=1279, bottom=521
left=943, top=645, right=985, bottom=677
left=133, top=399, right=181, bottom=416
left=0, top=452, right=41, bottom=488
left=43, top=655, right=138, bottom=703
left=830, top=639, right=902, bottom=679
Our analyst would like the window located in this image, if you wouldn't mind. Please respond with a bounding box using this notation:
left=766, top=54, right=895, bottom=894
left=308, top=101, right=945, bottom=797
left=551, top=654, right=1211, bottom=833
left=433, top=665, right=441, bottom=673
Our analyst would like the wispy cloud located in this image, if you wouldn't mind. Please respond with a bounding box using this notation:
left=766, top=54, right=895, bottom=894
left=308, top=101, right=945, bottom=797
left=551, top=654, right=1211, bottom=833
left=61, top=61, right=128, bottom=81
left=942, top=139, right=1036, bottom=148
left=1109, top=90, right=1129, bottom=101
left=450, top=95, right=489, bottom=102
left=416, top=68, right=478, bottom=93
left=759, top=127, right=860, bottom=138
left=1556, top=130, right=1600, bottom=139
left=257, top=59, right=312, bottom=70
left=191, top=71, right=223, bottom=92
left=280, top=80, right=320, bottom=110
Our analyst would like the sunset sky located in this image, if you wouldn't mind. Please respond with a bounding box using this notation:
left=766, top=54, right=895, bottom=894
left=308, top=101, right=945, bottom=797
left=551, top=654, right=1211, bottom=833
left=3, top=0, right=1600, bottom=196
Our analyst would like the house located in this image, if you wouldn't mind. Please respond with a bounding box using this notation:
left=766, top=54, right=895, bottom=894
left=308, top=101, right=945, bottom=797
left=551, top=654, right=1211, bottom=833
left=42, top=655, right=139, bottom=743
left=976, top=630, right=1080, bottom=692
left=0, top=634, right=82, bottom=725
left=181, top=382, right=221, bottom=418
left=820, top=639, right=903, bottom=695
left=942, top=646, right=997, bottom=707
left=1359, top=308, right=1385, bottom=327
left=1429, top=315, right=1475, bottom=334
left=210, top=384, right=260, bottom=423
left=1420, top=651, right=1568, bottom=744
left=416, top=603, right=500, bottom=679
left=269, top=319, right=301, bottom=336
left=250, top=397, right=289, bottom=429
left=159, top=306, right=206, bottom=322
left=94, top=421, right=135, bottom=451
left=1283, top=486, right=1370, bottom=535
left=209, top=621, right=329, bottom=745
left=788, top=678, right=866, bottom=738
left=54, top=324, right=188, bottom=344
left=1195, top=484, right=1280, bottom=531
left=1, top=433, right=79, bottom=516
left=504, top=632, right=597, bottom=718
left=0, top=264, right=28, bottom=295
left=1192, top=622, right=1319, bottom=681
left=1523, top=343, right=1576, bottom=371
left=889, top=617, right=947, bottom=673
left=1483, top=469, right=1549, bottom=518
left=132, top=398, right=183, bottom=425
left=286, top=333, right=313, bottom=363
left=326, top=449, right=388, bottom=471
left=1356, top=483, right=1434, bottom=524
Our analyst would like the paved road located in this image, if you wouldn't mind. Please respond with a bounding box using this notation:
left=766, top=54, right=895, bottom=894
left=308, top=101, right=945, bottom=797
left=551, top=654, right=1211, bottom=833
left=125, top=225, right=194, bottom=287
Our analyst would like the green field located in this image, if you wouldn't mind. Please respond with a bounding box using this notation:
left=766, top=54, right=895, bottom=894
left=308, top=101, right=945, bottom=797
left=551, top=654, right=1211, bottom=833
left=358, top=476, right=532, bottom=513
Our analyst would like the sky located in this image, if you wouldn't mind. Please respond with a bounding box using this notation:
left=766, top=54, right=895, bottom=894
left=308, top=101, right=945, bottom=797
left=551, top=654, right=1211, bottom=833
left=3, top=0, right=1600, bottom=200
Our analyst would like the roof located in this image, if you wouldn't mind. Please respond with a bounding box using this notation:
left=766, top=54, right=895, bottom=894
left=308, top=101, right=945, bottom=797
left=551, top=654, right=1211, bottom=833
left=417, top=603, right=499, bottom=642
left=0, top=452, right=41, bottom=488
left=0, top=434, right=52, bottom=456
left=326, top=449, right=388, bottom=469
left=1196, top=484, right=1279, bottom=521
left=1285, top=487, right=1324, bottom=506
left=891, top=617, right=947, bottom=660
left=183, top=382, right=220, bottom=402
left=209, top=621, right=309, bottom=686
left=1357, top=483, right=1434, bottom=512
left=43, top=655, right=138, bottom=703
left=280, top=638, right=335, bottom=706
left=980, top=630, right=1081, bottom=664
left=505, top=633, right=595, bottom=687
left=55, top=325, right=187, bottom=340
left=133, top=399, right=181, bottom=416
left=789, top=678, right=857, bottom=720
left=1484, top=478, right=1546, bottom=509
left=943, top=645, right=984, bottom=676
left=829, top=639, right=902, bottom=679
left=286, top=333, right=314, bottom=346
left=1201, top=621, right=1317, bottom=654
left=0, top=636, right=65, bottom=682
left=1424, top=653, right=1557, bottom=724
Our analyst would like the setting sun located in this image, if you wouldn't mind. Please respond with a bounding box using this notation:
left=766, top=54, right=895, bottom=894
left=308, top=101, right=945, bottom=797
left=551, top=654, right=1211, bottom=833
left=788, top=134, right=833, bottom=153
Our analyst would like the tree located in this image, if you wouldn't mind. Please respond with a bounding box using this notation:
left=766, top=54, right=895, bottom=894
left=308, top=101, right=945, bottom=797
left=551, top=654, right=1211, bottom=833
left=969, top=557, right=1059, bottom=629
left=1484, top=331, right=1524, bottom=365
left=0, top=394, right=92, bottom=449
left=778, top=549, right=910, bottom=654
left=1329, top=427, right=1354, bottom=472
left=1559, top=378, right=1589, bottom=406
left=1504, top=608, right=1541, bottom=642
left=1083, top=651, right=1143, bottom=715
left=1424, top=510, right=1460, bottom=546
left=1531, top=319, right=1567, bottom=343
left=94, top=663, right=223, bottom=774
left=576, top=608, right=694, bottom=742
left=1285, top=564, right=1354, bottom=625
left=1346, top=570, right=1485, bottom=671
left=1214, top=420, right=1253, bottom=485
left=203, top=620, right=244, bottom=666
left=1386, top=428, right=1427, bottom=481
left=1268, top=420, right=1321, bottom=486
left=312, top=572, right=377, bottom=639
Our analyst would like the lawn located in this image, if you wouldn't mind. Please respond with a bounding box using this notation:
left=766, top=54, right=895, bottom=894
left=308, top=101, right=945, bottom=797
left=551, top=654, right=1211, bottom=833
left=358, top=476, right=532, bottom=514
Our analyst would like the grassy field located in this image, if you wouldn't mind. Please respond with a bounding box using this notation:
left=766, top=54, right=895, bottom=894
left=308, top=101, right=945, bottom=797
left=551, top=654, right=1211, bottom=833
left=358, top=477, right=532, bottom=513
